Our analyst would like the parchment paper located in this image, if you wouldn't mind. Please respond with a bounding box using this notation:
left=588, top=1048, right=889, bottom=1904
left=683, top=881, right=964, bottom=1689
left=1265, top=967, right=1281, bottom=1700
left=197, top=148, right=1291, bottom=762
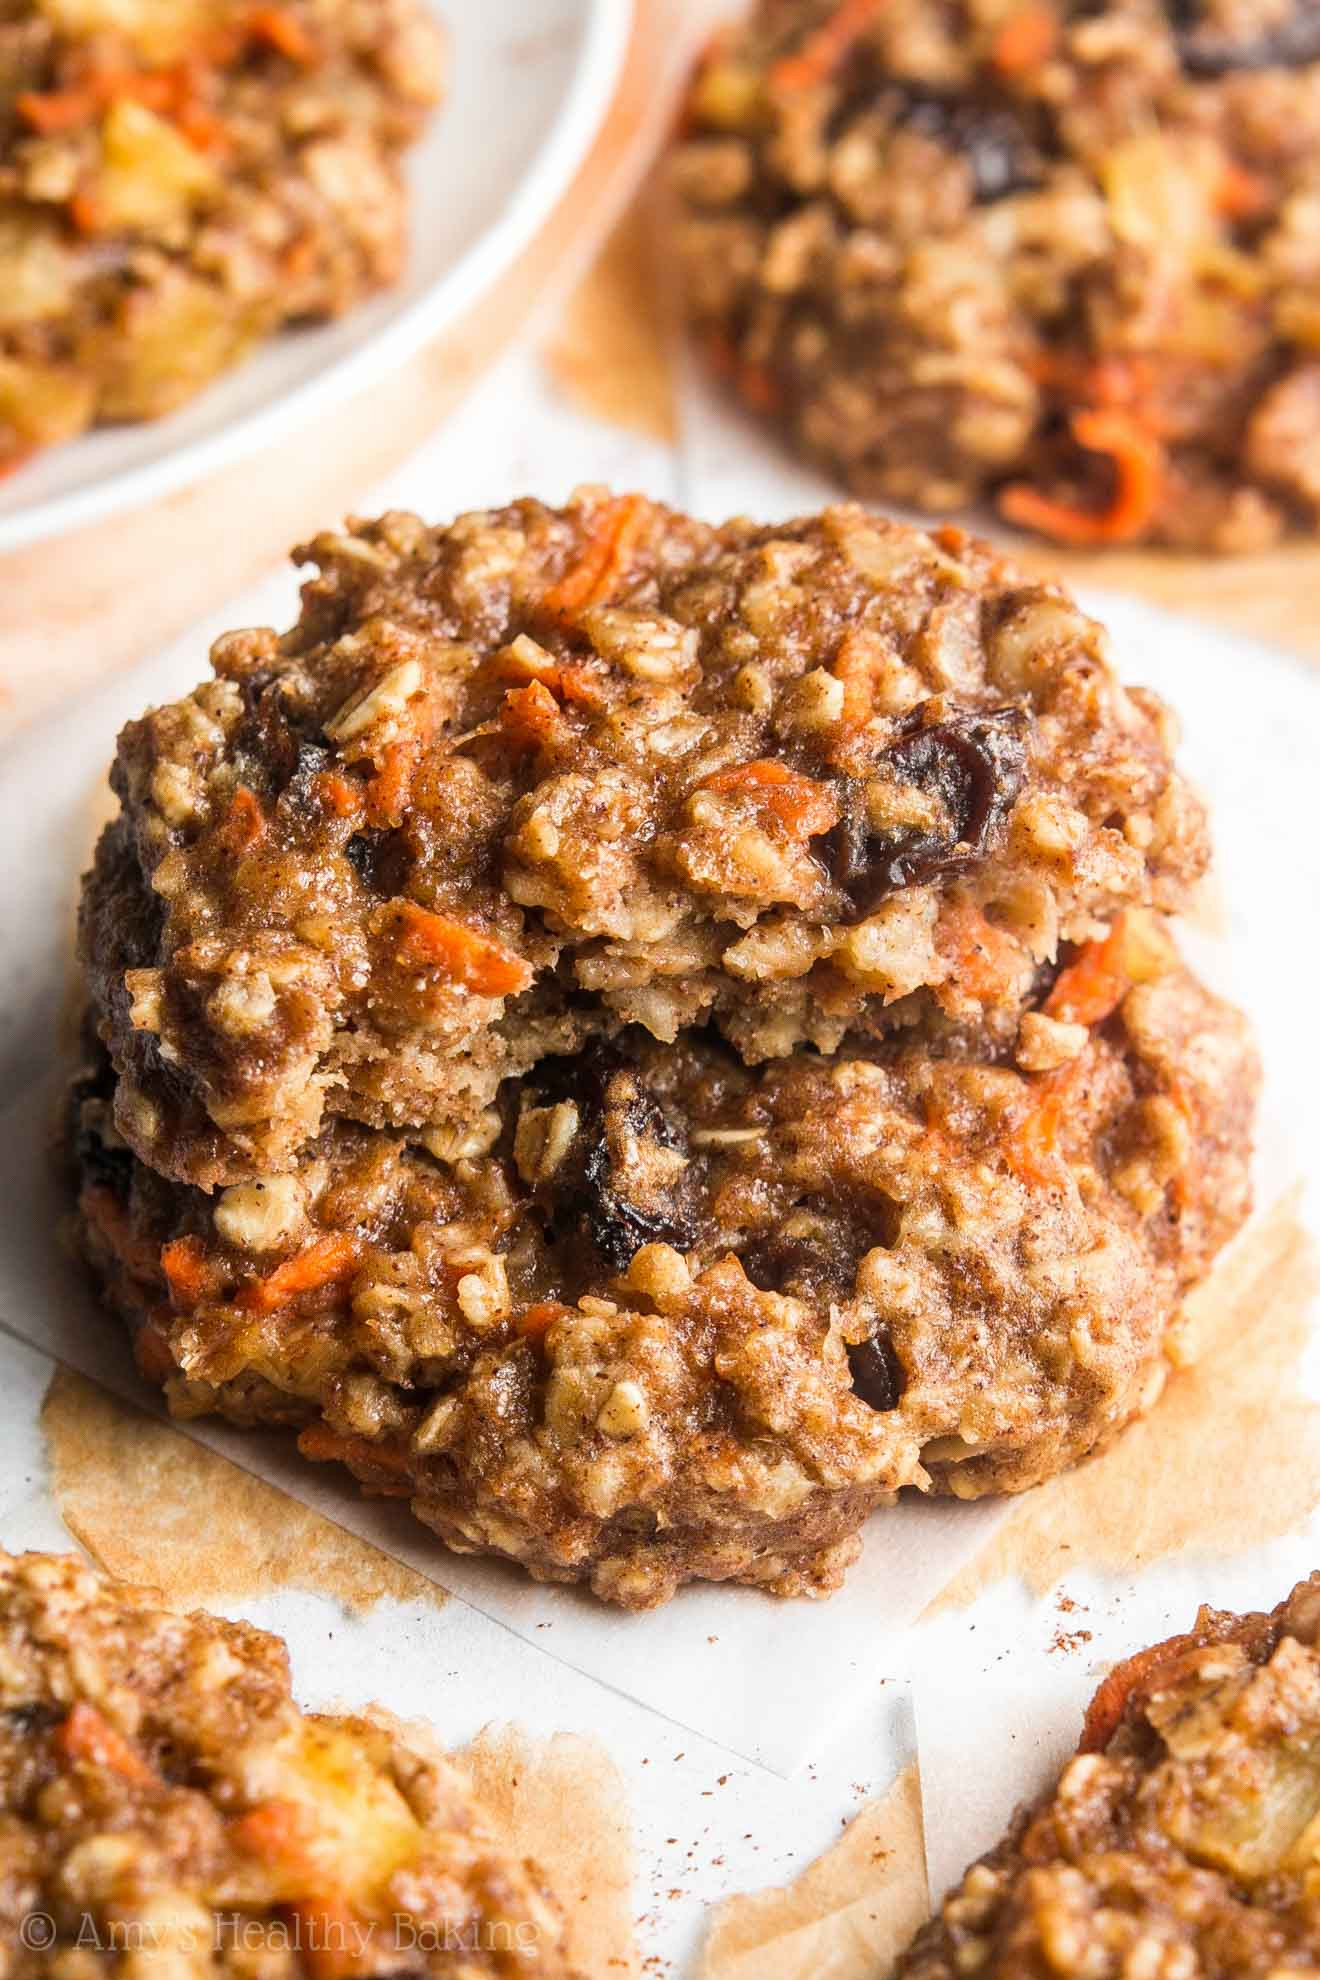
left=0, top=233, right=1317, bottom=1785
left=700, top=1764, right=927, bottom=1980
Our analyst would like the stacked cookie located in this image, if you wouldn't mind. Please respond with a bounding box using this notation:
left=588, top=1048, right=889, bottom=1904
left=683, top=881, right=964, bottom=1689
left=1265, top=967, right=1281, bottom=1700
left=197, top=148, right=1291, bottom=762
left=74, top=491, right=1257, bottom=1608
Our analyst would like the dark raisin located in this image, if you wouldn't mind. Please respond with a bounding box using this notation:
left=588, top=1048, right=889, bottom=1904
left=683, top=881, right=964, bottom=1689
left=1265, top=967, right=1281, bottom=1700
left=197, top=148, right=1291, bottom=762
left=345, top=833, right=376, bottom=884
left=825, top=704, right=1029, bottom=920
left=3, top=1702, right=61, bottom=1737
left=69, top=1069, right=134, bottom=1195
left=286, top=739, right=331, bottom=795
left=235, top=675, right=299, bottom=787
left=896, top=94, right=1041, bottom=202
left=1172, top=0, right=1320, bottom=73
left=741, top=1232, right=836, bottom=1296
left=529, top=1049, right=696, bottom=1274
left=846, top=1334, right=905, bottom=1412
left=344, top=829, right=409, bottom=895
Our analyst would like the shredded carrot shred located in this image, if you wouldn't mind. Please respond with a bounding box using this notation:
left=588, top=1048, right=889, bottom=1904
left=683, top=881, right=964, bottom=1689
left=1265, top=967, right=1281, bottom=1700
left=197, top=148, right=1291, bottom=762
left=990, top=4, right=1058, bottom=72
left=17, top=84, right=107, bottom=133
left=314, top=771, right=362, bottom=818
left=230, top=1795, right=315, bottom=1866
left=518, top=1300, right=571, bottom=1339
left=541, top=495, right=648, bottom=622
left=1042, top=913, right=1132, bottom=1027
left=79, top=1184, right=162, bottom=1284
left=237, top=1234, right=360, bottom=1315
left=69, top=188, right=103, bottom=237
left=161, top=1234, right=211, bottom=1306
left=218, top=785, right=267, bottom=855
left=297, top=1424, right=412, bottom=1492
left=769, top=0, right=884, bottom=91
left=701, top=758, right=837, bottom=838
left=831, top=628, right=882, bottom=725
left=1002, top=1060, right=1086, bottom=1189
left=1215, top=156, right=1270, bottom=221
left=246, top=4, right=318, bottom=65
left=393, top=902, right=533, bottom=998
left=290, top=1897, right=365, bottom=1980
left=500, top=679, right=568, bottom=751
left=364, top=741, right=415, bottom=827
left=999, top=409, right=1166, bottom=546
left=55, top=1702, right=158, bottom=1787
left=497, top=647, right=600, bottom=704
left=133, top=1317, right=177, bottom=1385
left=937, top=901, right=1021, bottom=1005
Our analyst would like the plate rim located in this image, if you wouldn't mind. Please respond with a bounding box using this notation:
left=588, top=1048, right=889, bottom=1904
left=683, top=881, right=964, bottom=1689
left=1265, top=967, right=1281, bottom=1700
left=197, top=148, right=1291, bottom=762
left=0, top=0, right=632, bottom=555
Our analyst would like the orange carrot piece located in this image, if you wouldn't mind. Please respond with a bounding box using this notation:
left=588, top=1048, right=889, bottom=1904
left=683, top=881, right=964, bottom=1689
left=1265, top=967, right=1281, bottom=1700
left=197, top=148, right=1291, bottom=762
left=161, top=1234, right=210, bottom=1306
left=297, top=1425, right=413, bottom=1491
left=999, top=410, right=1166, bottom=546
left=541, top=495, right=648, bottom=622
left=69, top=188, right=104, bottom=237
left=500, top=679, right=568, bottom=751
left=230, top=1795, right=315, bottom=1866
left=133, top=1317, right=177, bottom=1385
left=990, top=4, right=1058, bottom=73
left=1042, top=914, right=1131, bottom=1026
left=938, top=901, right=1021, bottom=1004
left=246, top=4, right=318, bottom=64
left=219, top=785, right=267, bottom=855
left=237, top=1234, right=360, bottom=1315
left=518, top=1300, right=571, bottom=1339
left=79, top=1184, right=162, bottom=1284
left=314, top=771, right=362, bottom=819
left=497, top=647, right=600, bottom=704
left=769, top=0, right=884, bottom=90
left=701, top=758, right=837, bottom=838
left=291, top=1897, right=364, bottom=1980
left=55, top=1702, right=158, bottom=1787
left=16, top=85, right=102, bottom=133
left=1215, top=157, right=1270, bottom=221
left=832, top=629, right=881, bottom=725
left=363, top=737, right=421, bottom=827
left=1001, top=1060, right=1086, bottom=1189
left=394, top=903, right=533, bottom=998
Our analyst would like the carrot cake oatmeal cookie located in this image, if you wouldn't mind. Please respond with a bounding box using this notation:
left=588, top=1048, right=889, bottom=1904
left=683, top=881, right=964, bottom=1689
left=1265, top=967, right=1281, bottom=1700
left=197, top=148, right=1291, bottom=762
left=72, top=946, right=1257, bottom=1609
left=79, top=493, right=1207, bottom=1189
left=0, top=1549, right=573, bottom=1974
left=897, top=1574, right=1320, bottom=1979
left=0, top=0, right=445, bottom=473
left=674, top=0, right=1320, bottom=552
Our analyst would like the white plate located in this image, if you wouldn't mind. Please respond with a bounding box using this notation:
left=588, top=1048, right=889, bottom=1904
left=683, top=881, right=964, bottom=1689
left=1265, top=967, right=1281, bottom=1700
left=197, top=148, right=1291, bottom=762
left=0, top=0, right=631, bottom=553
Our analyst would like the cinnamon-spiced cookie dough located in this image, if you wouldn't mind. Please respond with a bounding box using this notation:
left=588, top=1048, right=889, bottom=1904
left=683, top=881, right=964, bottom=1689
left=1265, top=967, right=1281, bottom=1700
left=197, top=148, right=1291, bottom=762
left=73, top=948, right=1257, bottom=1609
left=673, top=0, right=1320, bottom=551
left=79, top=493, right=1206, bottom=1189
left=898, top=1574, right=1320, bottom=1979
left=0, top=0, right=444, bottom=472
left=0, top=1549, right=573, bottom=1974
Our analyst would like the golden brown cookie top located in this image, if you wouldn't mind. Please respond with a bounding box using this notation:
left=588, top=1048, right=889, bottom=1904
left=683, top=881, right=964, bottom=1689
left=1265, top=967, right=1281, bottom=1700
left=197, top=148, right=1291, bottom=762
left=81, top=492, right=1206, bottom=1187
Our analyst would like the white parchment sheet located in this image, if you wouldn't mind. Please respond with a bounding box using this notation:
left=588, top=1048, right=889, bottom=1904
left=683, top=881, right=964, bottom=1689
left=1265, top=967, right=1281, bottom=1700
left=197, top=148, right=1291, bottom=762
left=1, top=342, right=1317, bottom=1782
